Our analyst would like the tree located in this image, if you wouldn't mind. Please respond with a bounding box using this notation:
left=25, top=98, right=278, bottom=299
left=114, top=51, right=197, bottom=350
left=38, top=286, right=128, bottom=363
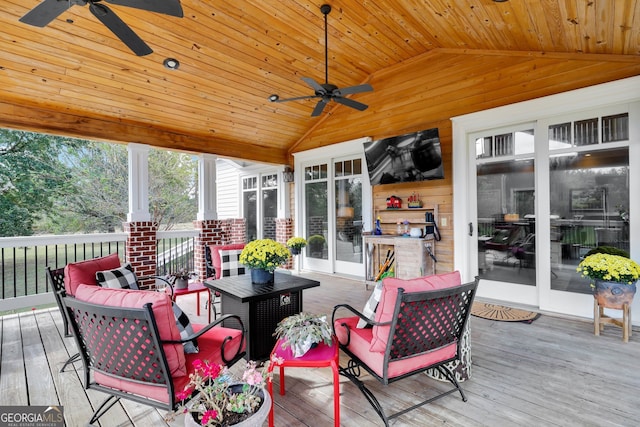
left=45, top=142, right=197, bottom=233
left=0, top=129, right=78, bottom=236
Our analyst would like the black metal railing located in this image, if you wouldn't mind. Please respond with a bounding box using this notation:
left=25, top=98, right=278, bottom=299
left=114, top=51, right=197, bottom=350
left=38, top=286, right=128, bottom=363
left=0, top=231, right=198, bottom=312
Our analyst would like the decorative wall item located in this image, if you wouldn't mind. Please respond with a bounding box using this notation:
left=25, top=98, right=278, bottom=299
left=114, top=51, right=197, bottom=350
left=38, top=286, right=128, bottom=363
left=570, top=188, right=606, bottom=211
left=363, top=128, right=444, bottom=185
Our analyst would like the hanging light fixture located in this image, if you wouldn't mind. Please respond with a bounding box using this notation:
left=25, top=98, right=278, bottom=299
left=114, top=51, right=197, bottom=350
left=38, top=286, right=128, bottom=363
left=283, top=166, right=295, bottom=183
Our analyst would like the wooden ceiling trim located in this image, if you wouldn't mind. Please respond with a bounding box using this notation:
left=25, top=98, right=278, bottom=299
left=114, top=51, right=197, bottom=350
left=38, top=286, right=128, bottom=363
left=0, top=100, right=288, bottom=164
left=436, top=48, right=640, bottom=62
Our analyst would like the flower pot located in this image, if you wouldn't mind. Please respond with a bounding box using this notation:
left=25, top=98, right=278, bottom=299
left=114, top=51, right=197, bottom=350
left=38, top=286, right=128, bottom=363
left=593, top=279, right=637, bottom=309
left=175, top=278, right=189, bottom=290
left=250, top=268, right=274, bottom=285
left=290, top=247, right=301, bottom=255
left=184, top=385, right=271, bottom=427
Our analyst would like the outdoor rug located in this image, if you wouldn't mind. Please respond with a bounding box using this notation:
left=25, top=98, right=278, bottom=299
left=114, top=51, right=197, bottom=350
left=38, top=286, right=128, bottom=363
left=471, top=302, right=540, bottom=323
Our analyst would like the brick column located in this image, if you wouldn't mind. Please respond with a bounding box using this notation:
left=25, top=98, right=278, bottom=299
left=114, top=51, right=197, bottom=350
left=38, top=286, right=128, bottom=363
left=276, top=218, right=294, bottom=269
left=194, top=218, right=247, bottom=280
left=123, top=221, right=158, bottom=290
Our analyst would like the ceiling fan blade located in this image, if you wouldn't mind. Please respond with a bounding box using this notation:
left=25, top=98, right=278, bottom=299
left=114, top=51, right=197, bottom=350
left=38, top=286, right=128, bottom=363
left=104, top=0, right=184, bottom=17
left=301, top=77, right=326, bottom=94
left=89, top=2, right=153, bottom=56
left=19, top=0, right=73, bottom=27
left=271, top=95, right=319, bottom=103
left=333, top=97, right=369, bottom=112
left=336, top=83, right=374, bottom=96
left=311, top=100, right=328, bottom=117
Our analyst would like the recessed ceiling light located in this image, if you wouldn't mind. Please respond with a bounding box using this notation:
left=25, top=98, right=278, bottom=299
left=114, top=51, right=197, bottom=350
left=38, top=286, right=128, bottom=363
left=268, top=94, right=280, bottom=102
left=163, top=58, right=180, bottom=70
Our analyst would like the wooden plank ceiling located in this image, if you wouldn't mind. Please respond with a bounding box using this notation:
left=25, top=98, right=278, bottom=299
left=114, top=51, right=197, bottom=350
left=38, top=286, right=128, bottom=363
left=0, top=0, right=639, bottom=165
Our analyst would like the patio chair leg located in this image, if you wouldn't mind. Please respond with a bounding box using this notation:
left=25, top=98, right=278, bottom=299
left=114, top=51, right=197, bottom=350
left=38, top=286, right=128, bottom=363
left=60, top=352, right=81, bottom=373
left=89, top=395, right=121, bottom=426
left=436, top=365, right=467, bottom=402
left=340, top=360, right=468, bottom=426
left=339, top=361, right=390, bottom=426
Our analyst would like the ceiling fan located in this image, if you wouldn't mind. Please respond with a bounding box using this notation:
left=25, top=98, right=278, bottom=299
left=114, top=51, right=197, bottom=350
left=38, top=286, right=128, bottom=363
left=268, top=4, right=373, bottom=117
left=19, top=0, right=184, bottom=56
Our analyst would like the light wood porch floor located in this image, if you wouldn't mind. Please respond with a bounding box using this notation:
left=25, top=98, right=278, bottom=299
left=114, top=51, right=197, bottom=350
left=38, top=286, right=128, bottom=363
left=1, top=272, right=638, bottom=426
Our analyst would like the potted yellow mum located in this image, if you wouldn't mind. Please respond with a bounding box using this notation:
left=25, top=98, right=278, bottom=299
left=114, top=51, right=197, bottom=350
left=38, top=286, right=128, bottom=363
left=286, top=236, right=307, bottom=255
left=239, top=239, right=290, bottom=284
left=577, top=252, right=640, bottom=309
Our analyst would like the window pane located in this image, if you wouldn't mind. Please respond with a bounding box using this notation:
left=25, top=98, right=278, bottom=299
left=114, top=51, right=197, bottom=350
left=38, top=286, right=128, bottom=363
left=476, top=137, right=493, bottom=159
left=262, top=188, right=277, bottom=240
left=335, top=177, right=363, bottom=263
left=602, top=113, right=629, bottom=142
left=574, top=118, right=598, bottom=146
left=305, top=181, right=328, bottom=259
left=549, top=147, right=629, bottom=293
left=243, top=190, right=257, bottom=241
left=514, top=130, right=534, bottom=155
left=477, top=158, right=536, bottom=286
left=353, top=158, right=361, bottom=174
left=549, top=122, right=571, bottom=150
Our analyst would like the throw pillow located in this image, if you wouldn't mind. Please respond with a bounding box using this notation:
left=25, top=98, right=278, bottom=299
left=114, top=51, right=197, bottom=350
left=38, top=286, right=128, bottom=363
left=96, top=263, right=139, bottom=290
left=356, top=280, right=383, bottom=328
left=172, top=302, right=199, bottom=354
left=219, top=249, right=246, bottom=277
left=64, top=252, right=121, bottom=296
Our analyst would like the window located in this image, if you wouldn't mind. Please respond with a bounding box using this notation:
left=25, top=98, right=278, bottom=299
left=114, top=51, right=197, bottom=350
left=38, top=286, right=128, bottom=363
left=549, top=113, right=628, bottom=150
left=241, top=173, right=278, bottom=241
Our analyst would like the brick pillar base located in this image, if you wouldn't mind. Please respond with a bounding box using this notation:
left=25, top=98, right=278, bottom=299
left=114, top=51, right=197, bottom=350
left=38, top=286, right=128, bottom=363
left=123, top=221, right=158, bottom=290
left=194, top=218, right=247, bottom=280
left=276, top=218, right=294, bottom=269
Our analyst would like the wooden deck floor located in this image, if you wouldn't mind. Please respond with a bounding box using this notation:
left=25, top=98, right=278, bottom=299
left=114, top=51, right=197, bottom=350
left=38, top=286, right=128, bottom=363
left=1, top=272, right=639, bottom=426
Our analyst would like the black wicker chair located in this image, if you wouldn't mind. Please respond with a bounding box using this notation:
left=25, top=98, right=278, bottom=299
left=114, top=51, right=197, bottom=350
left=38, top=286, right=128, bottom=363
left=63, top=291, right=246, bottom=426
left=332, top=276, right=478, bottom=426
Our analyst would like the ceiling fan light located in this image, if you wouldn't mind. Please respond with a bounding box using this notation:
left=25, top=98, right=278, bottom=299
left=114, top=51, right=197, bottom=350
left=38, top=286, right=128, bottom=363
left=268, top=94, right=280, bottom=102
left=163, top=58, right=180, bottom=70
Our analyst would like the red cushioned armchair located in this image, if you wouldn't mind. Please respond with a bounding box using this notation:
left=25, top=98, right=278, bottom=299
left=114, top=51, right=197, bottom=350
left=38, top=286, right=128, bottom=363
left=64, top=284, right=246, bottom=425
left=47, top=253, right=174, bottom=372
left=332, top=272, right=478, bottom=426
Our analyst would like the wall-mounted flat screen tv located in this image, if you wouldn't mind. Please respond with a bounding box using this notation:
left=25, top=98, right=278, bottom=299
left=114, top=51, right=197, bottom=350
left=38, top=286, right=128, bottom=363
left=363, top=128, right=444, bottom=185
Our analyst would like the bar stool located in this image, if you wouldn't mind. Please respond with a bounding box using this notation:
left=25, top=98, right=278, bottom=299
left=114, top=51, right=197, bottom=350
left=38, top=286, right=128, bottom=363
left=268, top=337, right=340, bottom=427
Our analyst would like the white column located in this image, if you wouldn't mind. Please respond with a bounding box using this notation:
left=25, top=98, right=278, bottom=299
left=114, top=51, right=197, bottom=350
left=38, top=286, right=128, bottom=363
left=127, top=143, right=150, bottom=222
left=197, top=154, right=218, bottom=221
